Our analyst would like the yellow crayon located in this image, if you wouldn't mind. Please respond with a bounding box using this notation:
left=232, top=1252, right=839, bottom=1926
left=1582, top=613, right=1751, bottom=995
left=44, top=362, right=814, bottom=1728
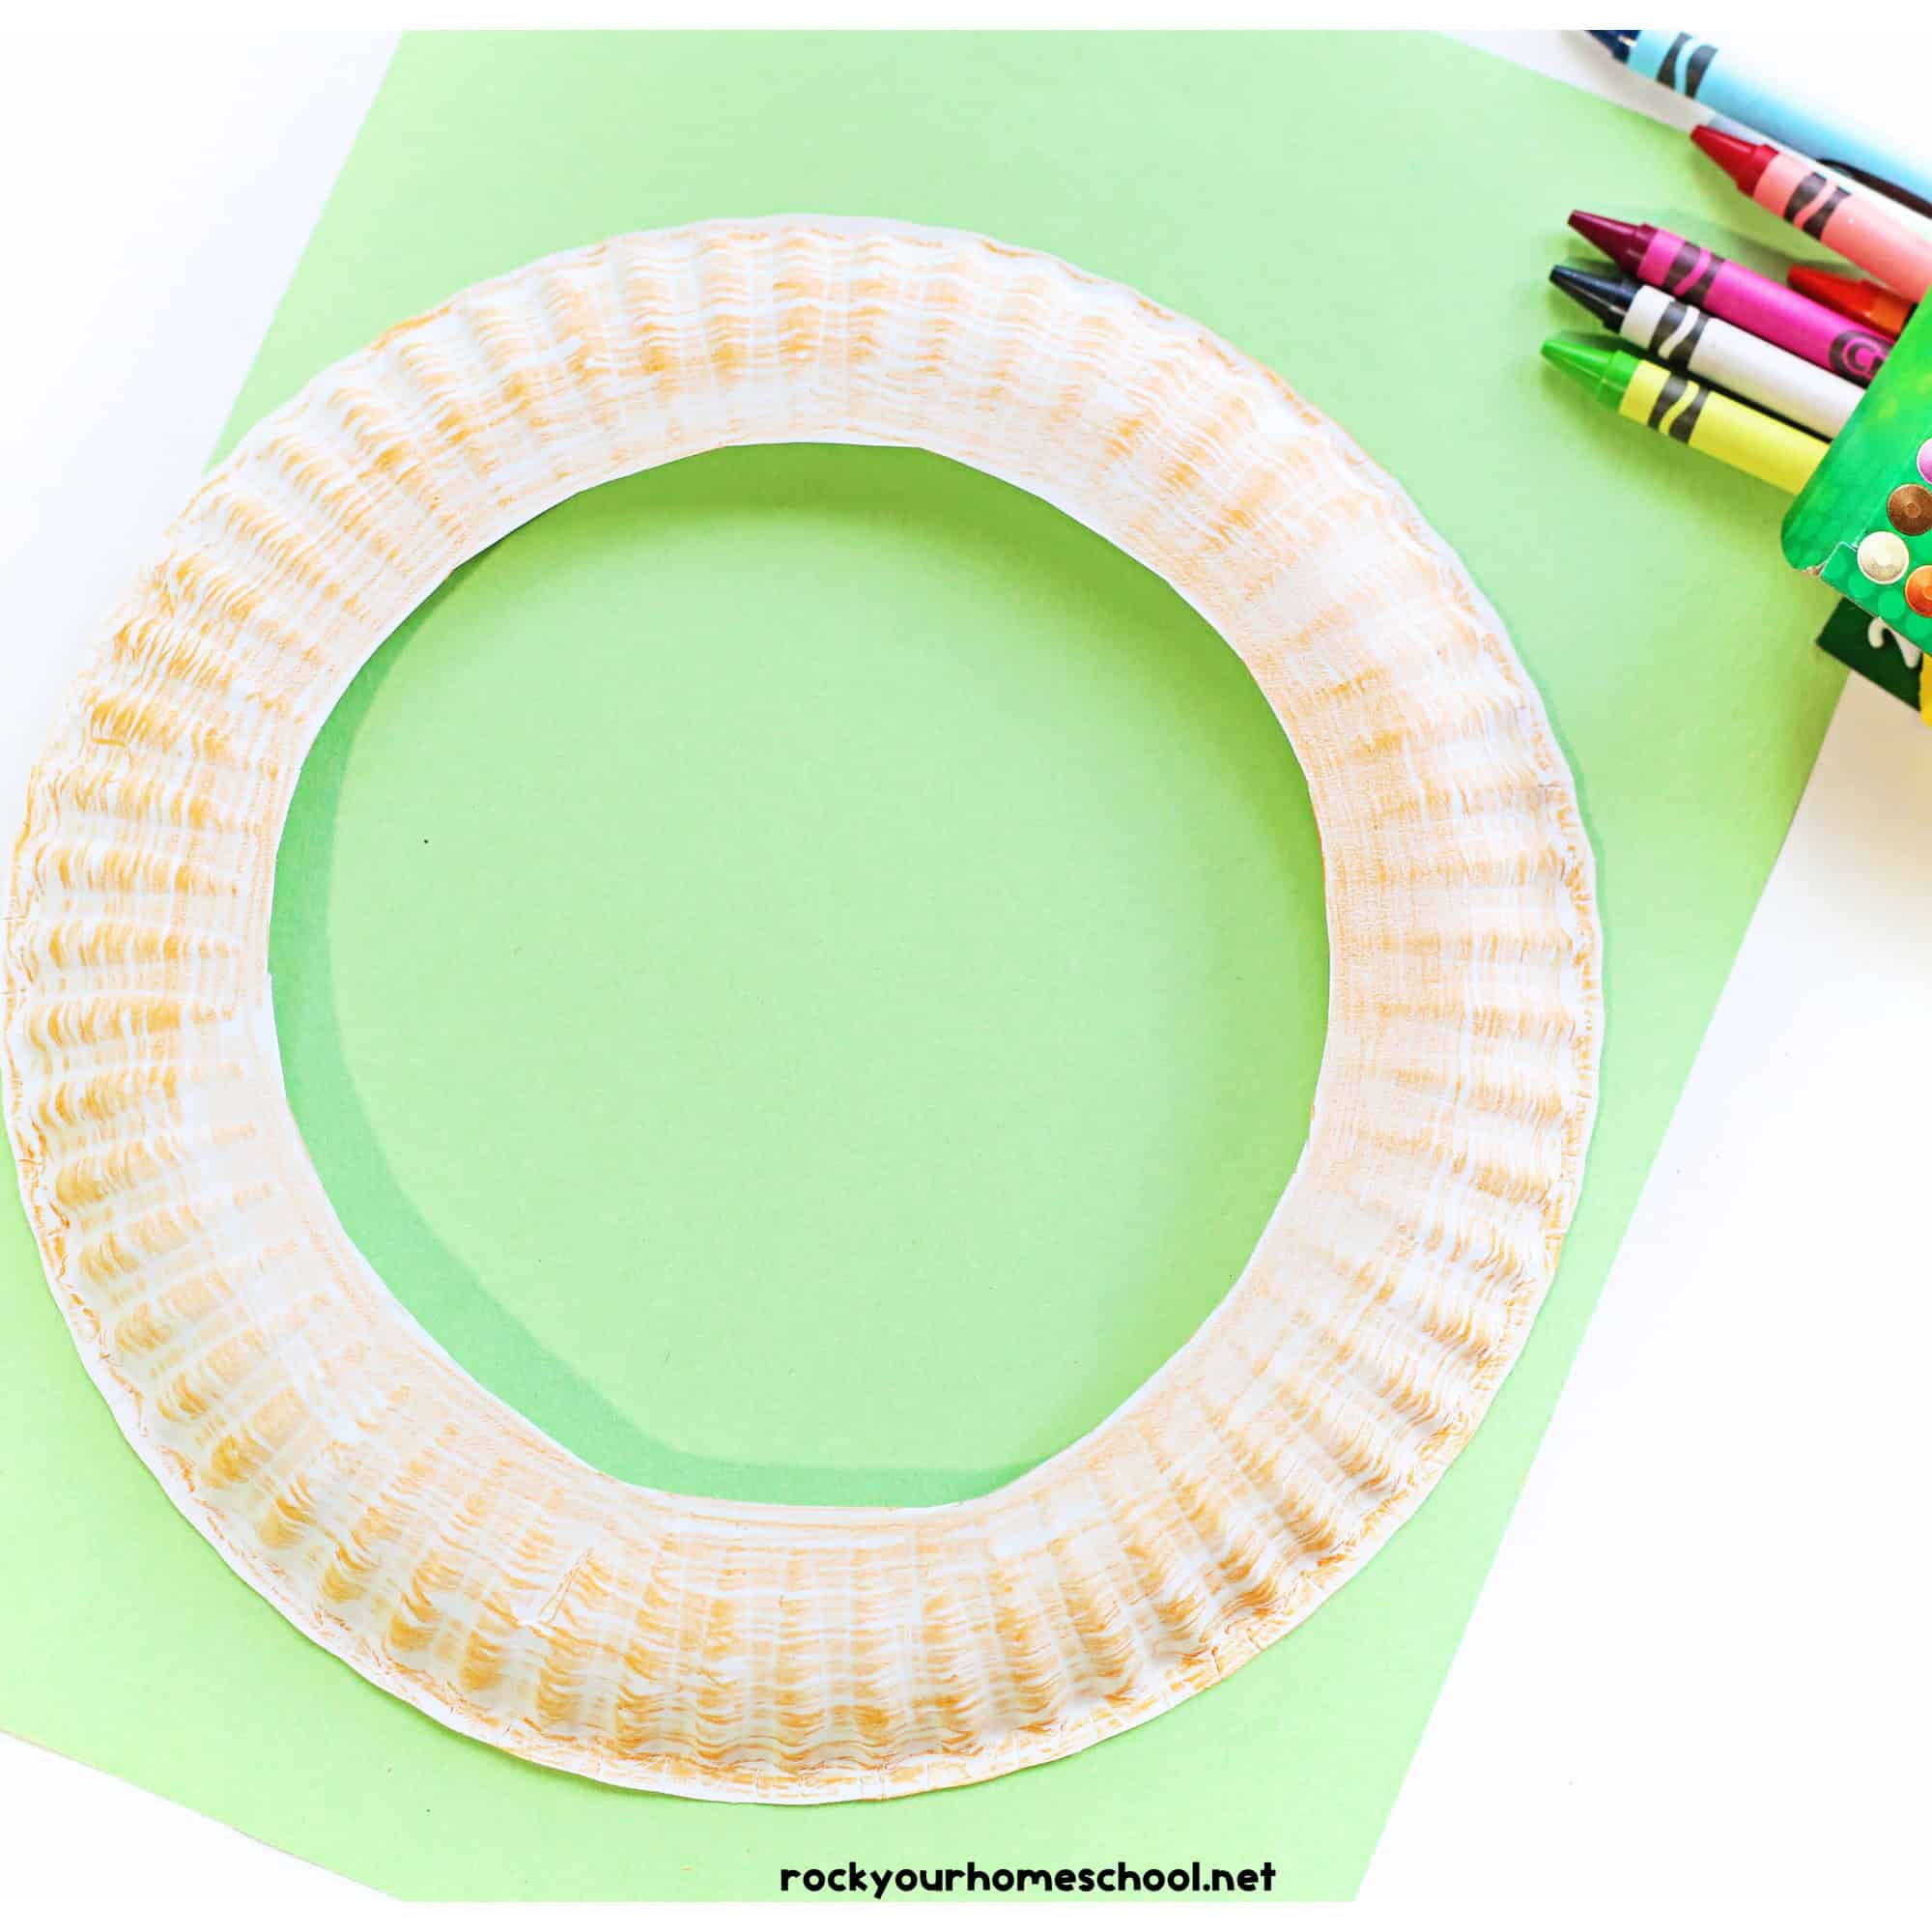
left=1542, top=335, right=1827, bottom=496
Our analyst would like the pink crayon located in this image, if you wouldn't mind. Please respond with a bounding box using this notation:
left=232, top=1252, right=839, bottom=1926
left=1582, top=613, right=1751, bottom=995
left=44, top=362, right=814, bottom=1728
left=1568, top=211, right=1890, bottom=385
left=1692, top=126, right=1932, bottom=305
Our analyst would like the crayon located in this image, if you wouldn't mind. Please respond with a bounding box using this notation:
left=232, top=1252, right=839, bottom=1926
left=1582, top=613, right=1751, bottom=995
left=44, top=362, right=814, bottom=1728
left=1588, top=30, right=1932, bottom=214
left=1541, top=336, right=1827, bottom=495
left=1787, top=264, right=1914, bottom=339
left=1568, top=211, right=1890, bottom=383
left=1701, top=111, right=1932, bottom=247
left=1549, top=265, right=1861, bottom=438
left=1690, top=126, right=1932, bottom=303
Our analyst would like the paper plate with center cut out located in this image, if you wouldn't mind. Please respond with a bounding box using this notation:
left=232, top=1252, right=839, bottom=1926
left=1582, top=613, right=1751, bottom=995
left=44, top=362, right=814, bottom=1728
left=2, top=217, right=1601, bottom=1803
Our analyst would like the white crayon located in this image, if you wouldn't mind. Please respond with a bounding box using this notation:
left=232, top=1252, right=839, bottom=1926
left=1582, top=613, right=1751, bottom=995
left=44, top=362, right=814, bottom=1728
left=1618, top=281, right=1861, bottom=440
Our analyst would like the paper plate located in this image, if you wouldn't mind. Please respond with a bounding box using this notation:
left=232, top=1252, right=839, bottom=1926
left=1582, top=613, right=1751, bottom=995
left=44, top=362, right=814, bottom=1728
left=2, top=217, right=1601, bottom=1802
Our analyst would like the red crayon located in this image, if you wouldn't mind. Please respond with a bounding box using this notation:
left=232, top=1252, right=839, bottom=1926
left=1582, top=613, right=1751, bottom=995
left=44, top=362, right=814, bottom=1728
left=1787, top=264, right=1914, bottom=339
left=1569, top=210, right=1890, bottom=384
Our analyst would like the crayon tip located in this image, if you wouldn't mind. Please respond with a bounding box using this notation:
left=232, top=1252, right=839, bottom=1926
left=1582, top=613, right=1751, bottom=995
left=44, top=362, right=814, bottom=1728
left=1540, top=335, right=1616, bottom=399
left=1787, top=262, right=1911, bottom=336
left=1587, top=30, right=1636, bottom=63
left=1549, top=264, right=1635, bottom=328
left=1787, top=264, right=1861, bottom=310
left=1568, top=210, right=1647, bottom=273
left=1690, top=124, right=1770, bottom=193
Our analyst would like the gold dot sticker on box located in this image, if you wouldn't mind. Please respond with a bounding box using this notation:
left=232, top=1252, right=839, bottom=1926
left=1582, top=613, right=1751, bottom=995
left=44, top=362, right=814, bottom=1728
left=1858, top=529, right=1910, bottom=583
left=1889, top=484, right=1932, bottom=536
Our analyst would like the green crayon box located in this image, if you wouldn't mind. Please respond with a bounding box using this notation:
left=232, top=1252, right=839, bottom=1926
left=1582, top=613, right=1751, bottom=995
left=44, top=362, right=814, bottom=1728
left=1814, top=593, right=1923, bottom=711
left=1784, top=299, right=1932, bottom=688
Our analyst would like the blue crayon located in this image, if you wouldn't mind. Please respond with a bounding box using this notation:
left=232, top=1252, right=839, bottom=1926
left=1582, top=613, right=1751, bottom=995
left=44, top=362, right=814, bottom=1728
left=1589, top=29, right=1932, bottom=215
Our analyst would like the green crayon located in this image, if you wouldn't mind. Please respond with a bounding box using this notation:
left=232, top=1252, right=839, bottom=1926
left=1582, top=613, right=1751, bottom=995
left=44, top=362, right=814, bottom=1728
left=1541, top=335, right=1827, bottom=496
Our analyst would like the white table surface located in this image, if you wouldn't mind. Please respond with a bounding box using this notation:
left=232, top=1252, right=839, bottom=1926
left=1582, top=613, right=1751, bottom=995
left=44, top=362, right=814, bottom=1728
left=1, top=28, right=1926, bottom=1905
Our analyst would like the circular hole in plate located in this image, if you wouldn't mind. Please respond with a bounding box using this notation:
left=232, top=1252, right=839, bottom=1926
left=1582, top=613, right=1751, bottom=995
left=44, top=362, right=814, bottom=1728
left=270, top=444, right=1328, bottom=1506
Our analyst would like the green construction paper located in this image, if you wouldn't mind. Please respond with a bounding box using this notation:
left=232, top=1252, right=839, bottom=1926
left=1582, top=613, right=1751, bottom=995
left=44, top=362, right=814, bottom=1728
left=273, top=441, right=1329, bottom=1508
left=0, top=31, right=1846, bottom=1901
